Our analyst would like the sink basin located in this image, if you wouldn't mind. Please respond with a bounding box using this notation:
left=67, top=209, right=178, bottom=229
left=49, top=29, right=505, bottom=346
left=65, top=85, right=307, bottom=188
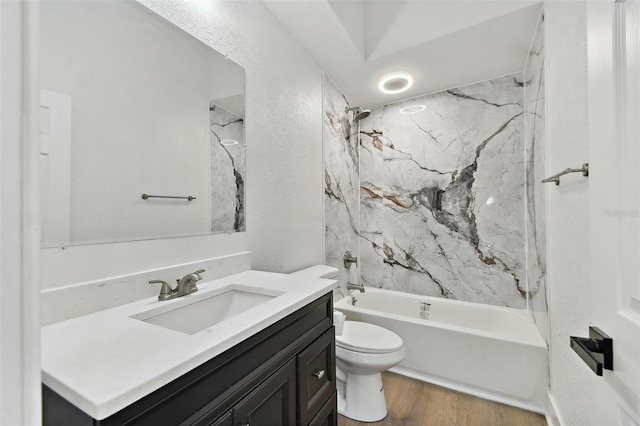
left=132, top=285, right=283, bottom=335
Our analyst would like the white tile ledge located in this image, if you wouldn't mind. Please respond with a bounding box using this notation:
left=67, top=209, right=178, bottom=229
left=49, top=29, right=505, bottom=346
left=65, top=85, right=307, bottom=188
left=41, top=270, right=336, bottom=420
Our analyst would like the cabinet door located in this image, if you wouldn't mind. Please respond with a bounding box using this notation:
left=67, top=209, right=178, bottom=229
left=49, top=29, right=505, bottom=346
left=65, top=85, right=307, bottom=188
left=308, top=391, right=337, bottom=426
left=209, top=411, right=232, bottom=426
left=297, top=329, right=335, bottom=424
left=233, top=359, right=296, bottom=426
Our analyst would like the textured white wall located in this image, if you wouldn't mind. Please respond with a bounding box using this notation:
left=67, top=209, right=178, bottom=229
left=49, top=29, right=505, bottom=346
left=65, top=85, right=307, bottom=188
left=1, top=1, right=41, bottom=423
left=138, top=0, right=324, bottom=273
left=2, top=3, right=28, bottom=422
left=41, top=0, right=324, bottom=288
left=544, top=2, right=593, bottom=424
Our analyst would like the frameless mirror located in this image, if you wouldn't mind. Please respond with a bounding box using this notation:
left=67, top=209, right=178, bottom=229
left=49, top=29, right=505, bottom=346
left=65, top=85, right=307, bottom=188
left=39, top=1, right=245, bottom=247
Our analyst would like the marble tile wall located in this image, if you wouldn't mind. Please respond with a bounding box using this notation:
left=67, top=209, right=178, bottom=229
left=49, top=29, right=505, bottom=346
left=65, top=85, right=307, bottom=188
left=210, top=103, right=245, bottom=233
left=359, top=75, right=527, bottom=308
left=323, top=76, right=361, bottom=288
left=524, top=12, right=548, bottom=343
left=323, top=61, right=548, bottom=314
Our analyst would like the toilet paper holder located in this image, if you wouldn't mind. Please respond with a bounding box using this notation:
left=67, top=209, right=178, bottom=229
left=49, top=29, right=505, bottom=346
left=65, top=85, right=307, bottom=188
left=569, top=326, right=613, bottom=376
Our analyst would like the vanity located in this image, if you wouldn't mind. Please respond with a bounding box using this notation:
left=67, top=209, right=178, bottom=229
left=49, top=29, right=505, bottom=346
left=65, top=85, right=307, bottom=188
left=42, top=271, right=337, bottom=425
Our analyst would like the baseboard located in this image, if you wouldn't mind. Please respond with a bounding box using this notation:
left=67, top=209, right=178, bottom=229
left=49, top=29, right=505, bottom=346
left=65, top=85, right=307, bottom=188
left=389, top=366, right=546, bottom=415
left=546, top=391, right=563, bottom=426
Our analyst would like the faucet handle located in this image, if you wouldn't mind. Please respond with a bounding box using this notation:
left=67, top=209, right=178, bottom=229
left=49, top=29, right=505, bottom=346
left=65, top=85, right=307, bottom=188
left=175, top=269, right=204, bottom=285
left=149, top=280, right=175, bottom=301
left=343, top=251, right=358, bottom=268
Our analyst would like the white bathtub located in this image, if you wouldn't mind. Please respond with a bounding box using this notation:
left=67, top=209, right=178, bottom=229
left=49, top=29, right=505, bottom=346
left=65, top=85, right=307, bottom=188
left=334, top=288, right=548, bottom=413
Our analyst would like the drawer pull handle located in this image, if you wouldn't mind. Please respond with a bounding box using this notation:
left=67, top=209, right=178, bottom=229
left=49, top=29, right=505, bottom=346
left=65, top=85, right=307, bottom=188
left=312, top=369, right=325, bottom=379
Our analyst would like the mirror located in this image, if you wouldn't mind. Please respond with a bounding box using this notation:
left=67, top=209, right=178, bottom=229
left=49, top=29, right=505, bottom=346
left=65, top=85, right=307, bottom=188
left=39, top=1, right=245, bottom=247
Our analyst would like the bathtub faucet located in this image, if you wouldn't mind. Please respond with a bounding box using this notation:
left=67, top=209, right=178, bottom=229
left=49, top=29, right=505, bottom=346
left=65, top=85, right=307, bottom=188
left=347, top=282, right=365, bottom=293
left=343, top=251, right=358, bottom=269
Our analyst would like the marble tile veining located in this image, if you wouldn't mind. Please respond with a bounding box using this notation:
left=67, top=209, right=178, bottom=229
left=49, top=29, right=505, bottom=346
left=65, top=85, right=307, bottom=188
left=209, top=103, right=245, bottom=233
left=323, top=75, right=360, bottom=287
left=359, top=74, right=527, bottom=308
left=324, top=62, right=547, bottom=313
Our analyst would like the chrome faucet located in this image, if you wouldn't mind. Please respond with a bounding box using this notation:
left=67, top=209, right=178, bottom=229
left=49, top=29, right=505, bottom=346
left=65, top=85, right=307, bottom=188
left=343, top=251, right=363, bottom=292
left=176, top=269, right=205, bottom=297
left=343, top=251, right=358, bottom=269
left=149, top=269, right=205, bottom=301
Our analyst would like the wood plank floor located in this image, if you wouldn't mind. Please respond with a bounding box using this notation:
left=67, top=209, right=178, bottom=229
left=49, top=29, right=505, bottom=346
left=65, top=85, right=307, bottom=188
left=338, top=372, right=546, bottom=426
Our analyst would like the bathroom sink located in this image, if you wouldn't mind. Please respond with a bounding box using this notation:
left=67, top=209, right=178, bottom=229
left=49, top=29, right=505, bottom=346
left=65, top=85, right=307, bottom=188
left=131, top=285, right=283, bottom=335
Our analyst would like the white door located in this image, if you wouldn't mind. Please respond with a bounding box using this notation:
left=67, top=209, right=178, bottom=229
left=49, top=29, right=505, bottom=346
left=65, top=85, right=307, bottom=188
left=588, top=1, right=640, bottom=424
left=40, top=89, right=71, bottom=245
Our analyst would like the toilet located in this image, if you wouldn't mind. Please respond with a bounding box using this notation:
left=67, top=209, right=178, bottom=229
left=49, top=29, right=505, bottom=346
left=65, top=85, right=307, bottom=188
left=291, top=265, right=406, bottom=422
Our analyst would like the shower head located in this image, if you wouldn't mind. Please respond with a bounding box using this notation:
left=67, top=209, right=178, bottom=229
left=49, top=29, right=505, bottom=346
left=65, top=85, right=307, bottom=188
left=345, top=106, right=371, bottom=122
left=355, top=109, right=371, bottom=121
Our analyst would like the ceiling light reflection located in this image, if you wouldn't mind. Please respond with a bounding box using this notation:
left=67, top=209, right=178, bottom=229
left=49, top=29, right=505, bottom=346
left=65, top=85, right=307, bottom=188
left=399, top=105, right=426, bottom=115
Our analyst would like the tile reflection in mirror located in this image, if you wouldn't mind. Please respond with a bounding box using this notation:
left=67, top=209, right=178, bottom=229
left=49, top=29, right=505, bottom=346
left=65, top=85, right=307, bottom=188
left=209, top=103, right=245, bottom=233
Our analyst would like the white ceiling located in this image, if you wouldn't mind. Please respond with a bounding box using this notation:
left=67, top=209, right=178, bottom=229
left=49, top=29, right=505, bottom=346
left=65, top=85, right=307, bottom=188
left=262, top=0, right=543, bottom=109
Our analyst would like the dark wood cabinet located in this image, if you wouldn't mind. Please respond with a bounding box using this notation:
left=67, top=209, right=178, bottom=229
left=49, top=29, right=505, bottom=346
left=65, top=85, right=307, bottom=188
left=208, top=412, right=232, bottom=426
left=234, top=359, right=296, bottom=426
left=297, top=329, right=335, bottom=425
left=308, top=392, right=337, bottom=426
left=43, top=292, right=335, bottom=426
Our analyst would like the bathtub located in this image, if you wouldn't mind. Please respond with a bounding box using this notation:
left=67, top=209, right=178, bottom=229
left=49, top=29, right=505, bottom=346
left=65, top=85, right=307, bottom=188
left=334, top=288, right=548, bottom=413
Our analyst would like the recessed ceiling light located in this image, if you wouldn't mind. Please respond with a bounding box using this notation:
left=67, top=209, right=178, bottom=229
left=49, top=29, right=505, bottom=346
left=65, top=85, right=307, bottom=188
left=399, top=105, right=425, bottom=115
left=378, top=71, right=414, bottom=94
left=220, top=140, right=239, bottom=146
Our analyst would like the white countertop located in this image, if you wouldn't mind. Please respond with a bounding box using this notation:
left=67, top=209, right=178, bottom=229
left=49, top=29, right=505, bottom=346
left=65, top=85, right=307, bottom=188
left=41, top=270, right=336, bottom=420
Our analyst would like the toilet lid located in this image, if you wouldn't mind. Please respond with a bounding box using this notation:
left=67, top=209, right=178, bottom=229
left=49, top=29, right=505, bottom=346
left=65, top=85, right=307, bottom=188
left=336, top=321, right=404, bottom=354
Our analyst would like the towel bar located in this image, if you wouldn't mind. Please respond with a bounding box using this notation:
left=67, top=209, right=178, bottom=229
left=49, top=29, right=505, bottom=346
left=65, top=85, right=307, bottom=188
left=141, top=193, right=196, bottom=201
left=542, top=163, right=589, bottom=185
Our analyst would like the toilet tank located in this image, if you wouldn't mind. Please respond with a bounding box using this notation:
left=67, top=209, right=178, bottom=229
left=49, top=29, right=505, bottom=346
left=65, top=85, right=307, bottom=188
left=290, top=265, right=339, bottom=280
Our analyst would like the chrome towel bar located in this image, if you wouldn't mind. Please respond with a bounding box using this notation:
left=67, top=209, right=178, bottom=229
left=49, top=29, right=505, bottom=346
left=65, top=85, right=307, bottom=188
left=542, top=163, right=589, bottom=185
left=141, top=193, right=196, bottom=201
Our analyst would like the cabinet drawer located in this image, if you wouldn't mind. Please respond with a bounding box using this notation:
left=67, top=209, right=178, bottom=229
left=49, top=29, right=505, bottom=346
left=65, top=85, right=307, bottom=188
left=297, top=328, right=335, bottom=425
left=308, top=391, right=337, bottom=426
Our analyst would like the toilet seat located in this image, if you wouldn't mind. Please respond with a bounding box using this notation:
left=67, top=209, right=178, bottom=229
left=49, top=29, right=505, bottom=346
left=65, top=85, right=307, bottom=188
left=336, top=321, right=404, bottom=354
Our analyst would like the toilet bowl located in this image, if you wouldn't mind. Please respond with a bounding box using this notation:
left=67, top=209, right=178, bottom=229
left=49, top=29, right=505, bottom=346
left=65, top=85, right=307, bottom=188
left=335, top=321, right=406, bottom=422
left=290, top=265, right=406, bottom=422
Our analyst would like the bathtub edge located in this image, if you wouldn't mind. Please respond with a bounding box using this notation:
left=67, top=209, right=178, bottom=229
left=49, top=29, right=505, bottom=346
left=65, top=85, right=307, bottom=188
left=389, top=365, right=547, bottom=414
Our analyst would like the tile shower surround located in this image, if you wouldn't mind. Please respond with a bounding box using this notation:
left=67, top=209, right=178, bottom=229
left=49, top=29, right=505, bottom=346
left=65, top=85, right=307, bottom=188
left=324, top=76, right=361, bottom=288
left=524, top=13, right=548, bottom=343
left=325, top=72, right=545, bottom=310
